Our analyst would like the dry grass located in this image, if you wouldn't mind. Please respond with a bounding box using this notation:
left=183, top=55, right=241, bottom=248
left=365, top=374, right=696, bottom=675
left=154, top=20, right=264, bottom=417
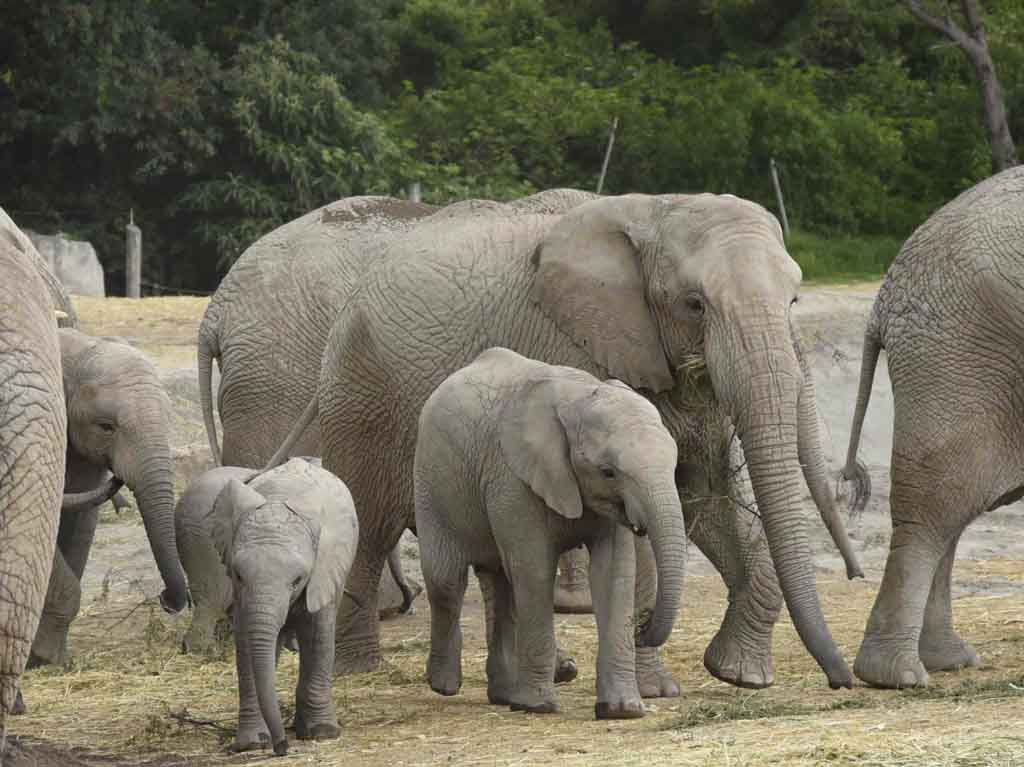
left=15, top=562, right=1024, bottom=767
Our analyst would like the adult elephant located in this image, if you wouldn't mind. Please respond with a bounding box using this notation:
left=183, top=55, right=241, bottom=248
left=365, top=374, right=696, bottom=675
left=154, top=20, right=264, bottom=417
left=0, top=213, right=67, bottom=744
left=29, top=329, right=188, bottom=667
left=300, top=190, right=864, bottom=691
left=841, top=165, right=1024, bottom=689
left=197, top=194, right=577, bottom=615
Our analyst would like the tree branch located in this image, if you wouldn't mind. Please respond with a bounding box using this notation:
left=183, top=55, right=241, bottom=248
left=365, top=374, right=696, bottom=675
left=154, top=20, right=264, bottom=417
left=903, top=1, right=983, bottom=57
left=959, top=0, right=988, bottom=45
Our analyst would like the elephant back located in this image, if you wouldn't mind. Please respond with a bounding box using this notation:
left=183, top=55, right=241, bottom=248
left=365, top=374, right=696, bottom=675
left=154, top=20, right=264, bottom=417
left=0, top=207, right=78, bottom=328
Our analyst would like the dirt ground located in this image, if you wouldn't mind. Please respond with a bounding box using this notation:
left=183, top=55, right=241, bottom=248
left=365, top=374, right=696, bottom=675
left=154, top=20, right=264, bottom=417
left=9, top=289, right=1024, bottom=767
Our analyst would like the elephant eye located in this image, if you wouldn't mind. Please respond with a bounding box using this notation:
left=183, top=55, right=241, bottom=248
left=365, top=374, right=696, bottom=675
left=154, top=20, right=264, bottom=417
left=685, top=295, right=705, bottom=316
left=599, top=465, right=616, bottom=480
left=97, top=421, right=115, bottom=433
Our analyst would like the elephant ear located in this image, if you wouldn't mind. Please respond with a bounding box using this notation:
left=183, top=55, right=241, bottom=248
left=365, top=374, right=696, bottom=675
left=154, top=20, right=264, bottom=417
left=287, top=487, right=358, bottom=615
left=532, top=195, right=674, bottom=393
left=499, top=378, right=584, bottom=519
left=209, top=479, right=265, bottom=569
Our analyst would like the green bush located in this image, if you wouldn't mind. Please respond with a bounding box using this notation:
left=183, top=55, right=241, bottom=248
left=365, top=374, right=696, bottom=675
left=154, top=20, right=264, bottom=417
left=787, top=229, right=903, bottom=282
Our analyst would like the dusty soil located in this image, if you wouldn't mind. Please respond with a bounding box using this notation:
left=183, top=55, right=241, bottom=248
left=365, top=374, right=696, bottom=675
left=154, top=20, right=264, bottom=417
left=10, top=290, right=1024, bottom=767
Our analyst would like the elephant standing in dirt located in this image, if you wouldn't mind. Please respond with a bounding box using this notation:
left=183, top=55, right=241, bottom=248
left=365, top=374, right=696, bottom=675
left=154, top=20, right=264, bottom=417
left=841, top=165, right=1024, bottom=689
left=30, top=329, right=188, bottom=667
left=0, top=213, right=68, bottom=746
left=177, top=457, right=416, bottom=654
left=209, top=458, right=358, bottom=756
left=295, top=189, right=864, bottom=691
left=416, top=348, right=685, bottom=718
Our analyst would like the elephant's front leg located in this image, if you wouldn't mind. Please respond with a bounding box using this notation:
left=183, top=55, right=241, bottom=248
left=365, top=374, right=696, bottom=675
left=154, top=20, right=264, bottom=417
left=30, top=548, right=82, bottom=667
left=229, top=611, right=270, bottom=752
left=678, top=460, right=782, bottom=690
left=506, top=552, right=559, bottom=713
left=293, top=608, right=342, bottom=741
left=589, top=527, right=644, bottom=719
left=632, top=536, right=680, bottom=698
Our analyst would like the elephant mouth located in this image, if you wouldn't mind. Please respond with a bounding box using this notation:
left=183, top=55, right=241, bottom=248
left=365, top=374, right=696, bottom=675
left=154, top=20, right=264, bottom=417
left=624, top=521, right=647, bottom=537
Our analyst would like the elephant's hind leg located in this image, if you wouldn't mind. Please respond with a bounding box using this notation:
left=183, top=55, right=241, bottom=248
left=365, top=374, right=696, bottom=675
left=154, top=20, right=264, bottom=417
left=918, top=530, right=981, bottom=672
left=476, top=569, right=517, bottom=705
left=30, top=549, right=81, bottom=668
left=420, top=532, right=469, bottom=696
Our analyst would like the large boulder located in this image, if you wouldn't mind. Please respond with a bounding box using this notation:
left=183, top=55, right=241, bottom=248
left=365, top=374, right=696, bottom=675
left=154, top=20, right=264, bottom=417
left=24, top=231, right=105, bottom=297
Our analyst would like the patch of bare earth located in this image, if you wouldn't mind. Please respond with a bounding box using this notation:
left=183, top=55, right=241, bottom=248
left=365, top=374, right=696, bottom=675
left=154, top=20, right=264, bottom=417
left=10, top=291, right=1024, bottom=767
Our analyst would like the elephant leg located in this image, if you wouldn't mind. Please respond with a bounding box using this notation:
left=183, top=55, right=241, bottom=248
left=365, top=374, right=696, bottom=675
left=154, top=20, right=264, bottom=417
left=633, top=536, right=680, bottom=698
left=30, top=549, right=81, bottom=668
left=110, top=490, right=132, bottom=514
left=919, top=530, right=981, bottom=672
left=477, top=569, right=517, bottom=705
left=677, top=460, right=781, bottom=690
left=553, top=545, right=593, bottom=614
left=293, top=609, right=341, bottom=741
left=229, top=611, right=270, bottom=752
left=58, top=507, right=99, bottom=580
left=479, top=566, right=577, bottom=686
left=334, top=539, right=389, bottom=674
left=420, top=530, right=468, bottom=696
left=182, top=571, right=234, bottom=655
left=589, top=528, right=643, bottom=720
left=506, top=552, right=559, bottom=713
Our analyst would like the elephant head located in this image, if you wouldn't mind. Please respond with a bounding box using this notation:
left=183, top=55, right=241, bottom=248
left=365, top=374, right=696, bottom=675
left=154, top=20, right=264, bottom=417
left=60, top=329, right=187, bottom=613
left=213, top=464, right=356, bottom=756
left=500, top=371, right=685, bottom=648
left=533, top=193, right=855, bottom=688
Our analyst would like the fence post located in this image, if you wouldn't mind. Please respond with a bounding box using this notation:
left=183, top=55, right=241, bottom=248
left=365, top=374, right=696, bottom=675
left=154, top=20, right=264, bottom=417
left=596, top=116, right=619, bottom=195
left=769, top=157, right=790, bottom=239
left=126, top=209, right=141, bottom=298
left=407, top=182, right=422, bottom=203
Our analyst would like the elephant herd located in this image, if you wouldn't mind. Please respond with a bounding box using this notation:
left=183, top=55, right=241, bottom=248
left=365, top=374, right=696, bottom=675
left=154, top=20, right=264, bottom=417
left=0, top=164, right=1022, bottom=756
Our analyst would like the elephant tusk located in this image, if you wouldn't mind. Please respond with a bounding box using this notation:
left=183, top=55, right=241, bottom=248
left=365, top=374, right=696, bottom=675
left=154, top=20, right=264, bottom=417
left=54, top=310, right=69, bottom=320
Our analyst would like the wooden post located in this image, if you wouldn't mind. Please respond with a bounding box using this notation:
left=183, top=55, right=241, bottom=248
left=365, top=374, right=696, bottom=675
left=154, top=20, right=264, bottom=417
left=769, top=158, right=790, bottom=239
left=407, top=182, right=422, bottom=203
left=596, top=116, right=619, bottom=195
left=126, top=209, right=141, bottom=298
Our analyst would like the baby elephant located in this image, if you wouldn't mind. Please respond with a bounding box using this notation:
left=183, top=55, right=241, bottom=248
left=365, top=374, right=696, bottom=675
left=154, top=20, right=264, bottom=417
left=414, top=347, right=685, bottom=719
left=208, top=457, right=358, bottom=756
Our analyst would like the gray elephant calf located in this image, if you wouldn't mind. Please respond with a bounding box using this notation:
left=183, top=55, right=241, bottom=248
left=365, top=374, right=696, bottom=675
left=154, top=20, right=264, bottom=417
left=206, top=458, right=358, bottom=755
left=414, top=348, right=685, bottom=719
left=177, top=458, right=414, bottom=655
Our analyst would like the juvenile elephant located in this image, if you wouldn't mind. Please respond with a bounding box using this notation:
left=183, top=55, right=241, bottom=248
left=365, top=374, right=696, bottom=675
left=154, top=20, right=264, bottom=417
left=31, top=329, right=188, bottom=667
left=416, top=348, right=685, bottom=718
left=210, top=458, right=358, bottom=756
left=841, top=165, right=1024, bottom=689
left=288, top=189, right=864, bottom=691
left=176, top=459, right=416, bottom=654
left=0, top=212, right=68, bottom=745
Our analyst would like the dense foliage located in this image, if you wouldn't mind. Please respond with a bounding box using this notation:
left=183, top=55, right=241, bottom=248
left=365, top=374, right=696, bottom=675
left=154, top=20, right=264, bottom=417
left=2, top=0, right=1020, bottom=291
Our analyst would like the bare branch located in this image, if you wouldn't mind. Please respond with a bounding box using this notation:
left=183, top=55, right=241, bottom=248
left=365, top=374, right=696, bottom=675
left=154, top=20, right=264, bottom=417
left=960, top=0, right=987, bottom=41
left=903, top=1, right=984, bottom=60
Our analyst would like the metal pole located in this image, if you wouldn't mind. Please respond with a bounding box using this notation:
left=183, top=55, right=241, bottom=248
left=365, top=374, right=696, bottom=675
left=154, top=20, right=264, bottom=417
left=596, top=116, right=619, bottom=195
left=407, top=182, right=422, bottom=203
left=125, top=209, right=141, bottom=298
left=770, top=157, right=790, bottom=239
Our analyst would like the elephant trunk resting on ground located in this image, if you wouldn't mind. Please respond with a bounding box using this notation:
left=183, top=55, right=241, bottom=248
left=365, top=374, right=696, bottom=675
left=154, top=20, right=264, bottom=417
left=273, top=188, right=865, bottom=690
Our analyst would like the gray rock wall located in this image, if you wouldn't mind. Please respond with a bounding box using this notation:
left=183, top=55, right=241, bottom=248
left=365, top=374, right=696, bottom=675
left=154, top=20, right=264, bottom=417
left=24, top=230, right=106, bottom=297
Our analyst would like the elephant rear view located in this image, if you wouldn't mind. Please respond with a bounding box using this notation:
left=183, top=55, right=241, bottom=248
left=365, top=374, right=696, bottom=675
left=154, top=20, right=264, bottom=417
left=841, top=165, right=1024, bottom=689
left=0, top=211, right=67, bottom=748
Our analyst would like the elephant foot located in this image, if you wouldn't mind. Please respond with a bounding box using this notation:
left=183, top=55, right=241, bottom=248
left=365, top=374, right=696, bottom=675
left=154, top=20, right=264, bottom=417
left=635, top=647, right=680, bottom=698
left=333, top=643, right=381, bottom=675
left=854, top=637, right=929, bottom=689
left=427, top=661, right=462, bottom=696
left=553, top=547, right=593, bottom=614
left=703, top=628, right=775, bottom=690
left=295, top=713, right=342, bottom=741
left=509, top=699, right=559, bottom=714
left=487, top=684, right=514, bottom=706
left=228, top=729, right=270, bottom=753
left=554, top=646, right=577, bottom=684
left=919, top=631, right=981, bottom=672
left=12, top=689, right=26, bottom=716
left=595, top=697, right=644, bottom=720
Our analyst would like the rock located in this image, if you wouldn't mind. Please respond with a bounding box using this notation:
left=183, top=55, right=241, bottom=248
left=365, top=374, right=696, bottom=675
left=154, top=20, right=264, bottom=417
left=24, top=230, right=105, bottom=297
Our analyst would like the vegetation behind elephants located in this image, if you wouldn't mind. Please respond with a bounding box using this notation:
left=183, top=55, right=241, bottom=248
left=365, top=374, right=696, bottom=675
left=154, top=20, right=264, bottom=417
left=8, top=292, right=1024, bottom=766
left=3, top=1, right=1022, bottom=294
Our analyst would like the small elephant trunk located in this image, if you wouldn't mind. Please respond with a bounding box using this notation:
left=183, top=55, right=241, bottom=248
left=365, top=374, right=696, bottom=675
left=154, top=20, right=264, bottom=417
left=634, top=480, right=686, bottom=648
left=248, top=609, right=289, bottom=756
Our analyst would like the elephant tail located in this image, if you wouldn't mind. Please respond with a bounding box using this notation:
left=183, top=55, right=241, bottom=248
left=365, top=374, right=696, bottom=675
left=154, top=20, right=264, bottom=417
left=197, top=322, right=221, bottom=466
left=262, top=395, right=318, bottom=472
left=839, top=319, right=881, bottom=515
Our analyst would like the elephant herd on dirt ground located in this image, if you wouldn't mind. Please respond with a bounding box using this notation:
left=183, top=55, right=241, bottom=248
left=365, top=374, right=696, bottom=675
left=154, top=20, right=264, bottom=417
left=0, top=164, right=1022, bottom=755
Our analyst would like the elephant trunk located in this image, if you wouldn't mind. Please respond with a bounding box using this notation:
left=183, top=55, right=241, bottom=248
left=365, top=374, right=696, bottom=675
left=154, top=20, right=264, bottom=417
left=116, top=432, right=188, bottom=613
left=246, top=604, right=289, bottom=756
left=710, top=315, right=852, bottom=689
left=62, top=475, right=123, bottom=513
left=634, top=480, right=686, bottom=648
